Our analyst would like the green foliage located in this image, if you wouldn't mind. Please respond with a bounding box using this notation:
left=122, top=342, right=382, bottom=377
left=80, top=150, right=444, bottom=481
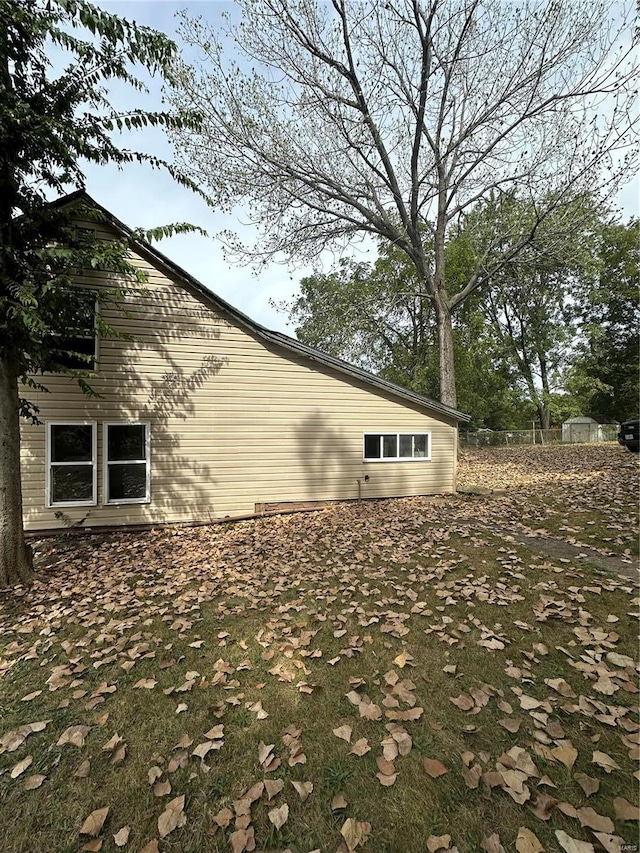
left=567, top=219, right=640, bottom=421
left=0, top=0, right=201, bottom=408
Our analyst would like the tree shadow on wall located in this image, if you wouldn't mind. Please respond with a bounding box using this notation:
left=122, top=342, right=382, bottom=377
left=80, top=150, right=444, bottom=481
left=293, top=409, right=407, bottom=504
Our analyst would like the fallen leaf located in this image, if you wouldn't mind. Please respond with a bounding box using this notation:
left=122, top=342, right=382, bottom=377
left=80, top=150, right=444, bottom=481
left=515, top=827, right=544, bottom=853
left=577, top=806, right=614, bottom=833
left=158, top=795, right=186, bottom=838
left=350, top=738, right=371, bottom=757
left=268, top=803, right=289, bottom=830
left=332, top=792, right=349, bottom=810
left=592, top=833, right=626, bottom=853
left=23, top=774, right=46, bottom=790
left=555, top=830, right=595, bottom=852
left=113, top=826, right=130, bottom=847
left=574, top=772, right=599, bottom=797
left=291, top=780, right=313, bottom=801
left=424, top=758, right=448, bottom=778
left=10, top=755, right=33, bottom=778
left=613, top=797, right=639, bottom=821
left=57, top=725, right=91, bottom=748
left=333, top=725, right=352, bottom=743
left=592, top=751, right=620, bottom=773
left=481, top=834, right=506, bottom=853
left=79, top=807, right=109, bottom=837
left=551, top=746, right=578, bottom=769
left=427, top=834, right=451, bottom=851
left=340, top=817, right=371, bottom=851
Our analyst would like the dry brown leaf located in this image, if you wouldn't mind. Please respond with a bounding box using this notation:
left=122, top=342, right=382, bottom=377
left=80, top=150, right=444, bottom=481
left=450, top=694, right=474, bottom=711
left=499, top=718, right=521, bottom=733
left=350, top=738, right=371, bottom=757
left=333, top=725, right=352, bottom=743
left=23, top=774, right=46, bottom=790
left=57, top=725, right=91, bottom=748
left=139, top=841, right=160, bottom=853
left=212, top=807, right=233, bottom=829
left=554, top=830, right=595, bottom=852
left=340, top=817, right=371, bottom=851
left=291, top=780, right=313, bottom=801
left=264, top=778, right=284, bottom=799
left=424, top=757, right=448, bottom=778
left=79, top=806, right=109, bottom=837
left=481, top=833, right=506, bottom=853
left=544, top=678, right=576, bottom=697
left=157, top=794, right=186, bottom=838
left=574, top=772, right=599, bottom=797
left=153, top=779, right=171, bottom=797
left=376, top=771, right=397, bottom=786
left=257, top=741, right=274, bottom=766
left=10, top=755, right=33, bottom=778
left=427, top=834, right=451, bottom=851
left=613, top=797, right=639, bottom=821
left=592, top=832, right=626, bottom=853
left=577, top=807, right=614, bottom=833
left=81, top=840, right=103, bottom=852
left=229, top=828, right=251, bottom=853
left=515, top=827, right=544, bottom=853
left=113, top=826, right=130, bottom=847
left=530, top=792, right=558, bottom=821
left=551, top=746, right=578, bottom=769
left=331, top=792, right=349, bottom=810
left=268, top=803, right=289, bottom=830
left=592, top=751, right=620, bottom=773
left=462, top=763, right=482, bottom=789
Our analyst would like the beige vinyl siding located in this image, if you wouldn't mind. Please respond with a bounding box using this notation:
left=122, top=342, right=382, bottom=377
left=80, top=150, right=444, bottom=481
left=20, top=223, right=458, bottom=531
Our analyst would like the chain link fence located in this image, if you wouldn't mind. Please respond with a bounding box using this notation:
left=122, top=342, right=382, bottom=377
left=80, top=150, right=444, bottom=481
left=460, top=424, right=618, bottom=448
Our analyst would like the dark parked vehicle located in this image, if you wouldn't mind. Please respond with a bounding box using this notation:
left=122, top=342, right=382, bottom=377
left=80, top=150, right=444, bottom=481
left=617, top=419, right=640, bottom=452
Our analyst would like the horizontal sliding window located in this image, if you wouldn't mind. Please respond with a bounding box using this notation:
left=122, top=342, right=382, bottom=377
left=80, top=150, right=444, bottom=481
left=363, top=432, right=430, bottom=461
left=47, top=422, right=97, bottom=506
left=104, top=423, right=150, bottom=504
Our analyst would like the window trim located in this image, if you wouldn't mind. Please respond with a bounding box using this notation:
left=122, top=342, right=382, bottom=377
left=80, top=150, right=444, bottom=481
left=45, top=421, right=97, bottom=507
left=362, top=432, right=432, bottom=462
left=103, top=421, right=151, bottom=505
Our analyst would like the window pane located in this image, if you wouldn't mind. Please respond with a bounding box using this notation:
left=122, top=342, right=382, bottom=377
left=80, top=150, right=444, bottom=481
left=382, top=434, right=397, bottom=458
left=413, top=434, right=428, bottom=457
left=364, top=434, right=380, bottom=459
left=108, top=463, right=147, bottom=500
left=51, top=335, right=96, bottom=371
left=51, top=424, right=93, bottom=462
left=51, top=465, right=93, bottom=503
left=399, top=435, right=412, bottom=457
left=108, top=425, right=146, bottom=461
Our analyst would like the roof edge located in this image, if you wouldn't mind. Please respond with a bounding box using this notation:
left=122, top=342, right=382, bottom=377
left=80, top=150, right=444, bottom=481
left=52, top=190, right=471, bottom=424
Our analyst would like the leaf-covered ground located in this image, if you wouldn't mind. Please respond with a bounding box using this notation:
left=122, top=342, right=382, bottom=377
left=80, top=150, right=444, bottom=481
left=1, top=443, right=638, bottom=853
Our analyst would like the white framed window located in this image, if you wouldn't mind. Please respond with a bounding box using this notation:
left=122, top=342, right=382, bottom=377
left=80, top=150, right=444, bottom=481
left=103, top=422, right=150, bottom=504
left=363, top=432, right=431, bottom=461
left=46, top=422, right=97, bottom=507
left=45, top=288, right=99, bottom=372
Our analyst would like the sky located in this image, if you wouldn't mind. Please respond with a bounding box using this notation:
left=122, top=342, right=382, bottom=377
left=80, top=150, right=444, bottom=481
left=68, top=1, right=639, bottom=336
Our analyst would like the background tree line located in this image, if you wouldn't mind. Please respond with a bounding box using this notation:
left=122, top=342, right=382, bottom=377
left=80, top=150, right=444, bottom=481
left=280, top=199, right=639, bottom=430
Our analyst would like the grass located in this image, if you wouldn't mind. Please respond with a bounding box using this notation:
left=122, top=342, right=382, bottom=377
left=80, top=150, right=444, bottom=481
left=0, top=443, right=638, bottom=852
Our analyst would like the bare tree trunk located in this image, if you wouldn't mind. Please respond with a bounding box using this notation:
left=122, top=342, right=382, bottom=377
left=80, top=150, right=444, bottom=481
left=434, top=295, right=457, bottom=409
left=0, top=354, right=33, bottom=587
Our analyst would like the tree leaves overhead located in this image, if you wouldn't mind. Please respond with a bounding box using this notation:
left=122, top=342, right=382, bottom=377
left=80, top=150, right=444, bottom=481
left=167, top=0, right=639, bottom=406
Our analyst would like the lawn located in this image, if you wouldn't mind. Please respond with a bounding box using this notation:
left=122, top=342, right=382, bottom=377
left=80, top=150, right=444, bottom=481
left=0, top=443, right=638, bottom=853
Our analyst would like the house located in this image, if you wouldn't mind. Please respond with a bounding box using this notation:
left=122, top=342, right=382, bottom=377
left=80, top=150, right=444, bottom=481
left=19, top=192, right=470, bottom=532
